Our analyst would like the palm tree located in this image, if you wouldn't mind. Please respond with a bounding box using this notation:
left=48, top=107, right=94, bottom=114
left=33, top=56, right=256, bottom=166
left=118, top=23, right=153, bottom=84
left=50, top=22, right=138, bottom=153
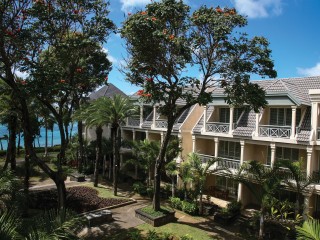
left=279, top=159, right=314, bottom=216
left=74, top=95, right=137, bottom=193
left=179, top=159, right=193, bottom=200
left=187, top=152, right=219, bottom=215
left=165, top=160, right=179, bottom=198
left=296, top=219, right=320, bottom=240
left=232, top=160, right=281, bottom=239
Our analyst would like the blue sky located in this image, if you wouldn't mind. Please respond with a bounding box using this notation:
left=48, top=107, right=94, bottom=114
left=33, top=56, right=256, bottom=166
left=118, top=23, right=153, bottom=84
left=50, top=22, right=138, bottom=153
left=105, top=0, right=320, bottom=94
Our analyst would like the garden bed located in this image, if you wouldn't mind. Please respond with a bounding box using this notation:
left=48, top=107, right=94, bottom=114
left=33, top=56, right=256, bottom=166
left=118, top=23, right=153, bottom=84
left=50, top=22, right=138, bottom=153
left=29, top=186, right=133, bottom=213
left=135, top=206, right=175, bottom=227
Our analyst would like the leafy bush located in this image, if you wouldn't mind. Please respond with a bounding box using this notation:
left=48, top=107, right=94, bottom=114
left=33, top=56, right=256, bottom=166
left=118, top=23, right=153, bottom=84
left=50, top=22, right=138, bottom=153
left=133, top=182, right=147, bottom=196
left=169, top=197, right=182, bottom=210
left=146, top=187, right=154, bottom=198
left=181, top=234, right=194, bottom=240
left=226, top=200, right=242, bottom=214
left=181, top=201, right=198, bottom=215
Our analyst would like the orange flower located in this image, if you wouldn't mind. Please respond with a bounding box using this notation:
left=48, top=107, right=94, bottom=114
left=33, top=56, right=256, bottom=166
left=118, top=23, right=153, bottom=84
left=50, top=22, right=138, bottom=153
left=73, top=9, right=79, bottom=14
left=76, top=68, right=82, bottom=73
left=141, top=11, right=147, bottom=15
left=137, top=90, right=144, bottom=96
left=216, top=7, right=223, bottom=13
left=169, top=34, right=175, bottom=41
left=146, top=77, right=153, bottom=82
left=146, top=93, right=152, bottom=97
left=151, top=17, right=157, bottom=21
left=60, top=79, right=66, bottom=83
left=229, top=9, right=236, bottom=15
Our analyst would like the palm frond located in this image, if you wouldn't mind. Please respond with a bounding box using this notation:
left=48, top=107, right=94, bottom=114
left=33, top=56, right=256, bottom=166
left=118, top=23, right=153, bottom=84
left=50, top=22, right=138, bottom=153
left=296, top=219, right=320, bottom=240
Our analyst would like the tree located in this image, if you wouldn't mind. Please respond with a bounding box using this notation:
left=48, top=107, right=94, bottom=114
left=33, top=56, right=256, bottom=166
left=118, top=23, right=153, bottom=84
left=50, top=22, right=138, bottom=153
left=279, top=159, right=314, bottom=216
left=0, top=0, right=114, bottom=220
left=187, top=152, right=218, bottom=215
left=165, top=160, right=179, bottom=198
left=233, top=161, right=281, bottom=239
left=179, top=159, right=193, bottom=200
left=121, top=0, right=277, bottom=210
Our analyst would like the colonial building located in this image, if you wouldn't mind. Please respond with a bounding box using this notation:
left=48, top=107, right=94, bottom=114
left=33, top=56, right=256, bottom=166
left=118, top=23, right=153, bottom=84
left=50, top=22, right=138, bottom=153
left=121, top=76, right=320, bottom=217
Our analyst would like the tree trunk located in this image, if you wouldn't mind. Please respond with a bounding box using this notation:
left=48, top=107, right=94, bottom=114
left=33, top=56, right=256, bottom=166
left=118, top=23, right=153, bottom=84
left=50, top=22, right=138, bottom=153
left=112, top=126, right=119, bottom=196
left=55, top=176, right=67, bottom=221
left=259, top=209, right=265, bottom=239
left=94, top=126, right=103, bottom=187
left=0, top=140, right=3, bottom=150
left=135, top=164, right=138, bottom=179
left=51, top=128, right=54, bottom=147
left=64, top=122, right=69, bottom=146
left=149, top=166, right=152, bottom=187
left=57, top=118, right=66, bottom=164
left=77, top=121, right=84, bottom=173
left=17, top=132, right=21, bottom=156
left=172, top=178, right=175, bottom=198
left=153, top=119, right=174, bottom=211
left=23, top=153, right=30, bottom=216
left=44, top=119, right=48, bottom=157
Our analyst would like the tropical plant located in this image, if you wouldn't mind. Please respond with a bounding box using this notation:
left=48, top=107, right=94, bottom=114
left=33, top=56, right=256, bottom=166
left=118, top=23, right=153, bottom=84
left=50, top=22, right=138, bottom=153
left=121, top=0, right=277, bottom=211
left=279, top=159, right=314, bottom=215
left=187, top=152, right=219, bottom=214
left=296, top=219, right=320, bottom=240
left=165, top=160, right=179, bottom=198
left=233, top=160, right=281, bottom=239
left=0, top=209, right=21, bottom=240
left=179, top=160, right=193, bottom=201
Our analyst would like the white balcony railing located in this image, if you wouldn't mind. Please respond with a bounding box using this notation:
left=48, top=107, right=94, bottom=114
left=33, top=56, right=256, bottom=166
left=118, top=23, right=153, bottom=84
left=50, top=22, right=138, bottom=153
left=155, top=119, right=168, bottom=128
left=206, top=122, right=229, bottom=133
left=198, top=154, right=240, bottom=170
left=127, top=118, right=140, bottom=127
left=259, top=125, right=291, bottom=138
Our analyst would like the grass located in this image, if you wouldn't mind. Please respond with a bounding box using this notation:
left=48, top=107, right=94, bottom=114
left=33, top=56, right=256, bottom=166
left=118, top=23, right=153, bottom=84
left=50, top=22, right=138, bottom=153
left=139, top=205, right=173, bottom=218
left=136, top=223, right=218, bottom=240
left=81, top=182, right=127, bottom=199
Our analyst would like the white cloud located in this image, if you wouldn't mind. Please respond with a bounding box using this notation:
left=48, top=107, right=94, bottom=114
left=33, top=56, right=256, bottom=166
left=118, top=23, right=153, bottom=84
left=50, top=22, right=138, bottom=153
left=233, top=0, right=283, bottom=18
left=120, top=0, right=151, bottom=13
left=297, top=63, right=320, bottom=77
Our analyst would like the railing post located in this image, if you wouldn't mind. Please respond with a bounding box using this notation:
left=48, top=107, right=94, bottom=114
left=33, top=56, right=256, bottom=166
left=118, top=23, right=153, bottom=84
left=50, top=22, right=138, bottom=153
left=145, top=130, right=149, bottom=140
left=214, top=138, right=219, bottom=157
left=229, top=107, right=234, bottom=134
left=192, top=135, right=196, bottom=152
left=238, top=140, right=245, bottom=202
left=153, top=105, right=156, bottom=128
left=290, top=106, right=297, bottom=139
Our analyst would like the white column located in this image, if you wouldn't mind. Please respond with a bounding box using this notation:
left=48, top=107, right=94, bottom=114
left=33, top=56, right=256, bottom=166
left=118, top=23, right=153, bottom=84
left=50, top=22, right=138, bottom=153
left=133, top=130, right=136, bottom=141
left=307, top=146, right=313, bottom=177
left=140, top=105, right=143, bottom=127
left=255, top=113, right=260, bottom=136
left=214, top=138, right=219, bottom=157
left=192, top=135, right=196, bottom=152
left=311, top=102, right=318, bottom=141
left=270, top=143, right=276, bottom=168
left=203, top=105, right=207, bottom=132
left=145, top=130, right=149, bottom=140
left=229, top=107, right=234, bottom=134
left=291, top=106, right=297, bottom=139
left=153, top=106, right=157, bottom=128
left=161, top=132, right=164, bottom=143
left=238, top=140, right=245, bottom=202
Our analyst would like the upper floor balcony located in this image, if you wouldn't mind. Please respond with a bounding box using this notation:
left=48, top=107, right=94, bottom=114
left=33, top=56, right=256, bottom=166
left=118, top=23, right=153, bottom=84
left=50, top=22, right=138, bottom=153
left=259, top=125, right=292, bottom=138
left=198, top=153, right=241, bottom=171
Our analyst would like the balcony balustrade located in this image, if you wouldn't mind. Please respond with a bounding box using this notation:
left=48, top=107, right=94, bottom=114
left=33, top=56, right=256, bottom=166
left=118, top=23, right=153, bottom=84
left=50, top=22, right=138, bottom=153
left=155, top=119, right=168, bottom=128
left=206, top=122, right=229, bottom=133
left=259, top=125, right=291, bottom=138
left=127, top=118, right=140, bottom=127
left=198, top=154, right=240, bottom=170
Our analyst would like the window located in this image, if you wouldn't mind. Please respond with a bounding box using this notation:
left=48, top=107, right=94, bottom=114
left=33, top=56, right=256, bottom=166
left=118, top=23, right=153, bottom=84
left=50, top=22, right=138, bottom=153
left=219, top=108, right=243, bottom=123
left=269, top=108, right=301, bottom=126
left=218, top=141, right=240, bottom=159
left=216, top=176, right=238, bottom=198
left=267, top=146, right=299, bottom=163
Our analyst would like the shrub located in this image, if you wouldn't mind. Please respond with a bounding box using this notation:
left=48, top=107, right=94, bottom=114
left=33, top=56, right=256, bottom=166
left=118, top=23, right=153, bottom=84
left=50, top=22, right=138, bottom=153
left=182, top=201, right=198, bottom=215
left=169, top=197, right=182, bottom=210
left=146, top=187, right=154, bottom=198
left=181, top=234, right=194, bottom=240
left=227, top=200, right=242, bottom=214
left=133, top=182, right=147, bottom=196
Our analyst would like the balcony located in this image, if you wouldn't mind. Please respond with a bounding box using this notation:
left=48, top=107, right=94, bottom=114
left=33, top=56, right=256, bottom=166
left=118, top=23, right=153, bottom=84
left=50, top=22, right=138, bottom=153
left=198, top=154, right=240, bottom=170
left=206, top=122, right=229, bottom=133
left=127, top=118, right=140, bottom=127
left=259, top=125, right=291, bottom=138
left=155, top=119, right=168, bottom=129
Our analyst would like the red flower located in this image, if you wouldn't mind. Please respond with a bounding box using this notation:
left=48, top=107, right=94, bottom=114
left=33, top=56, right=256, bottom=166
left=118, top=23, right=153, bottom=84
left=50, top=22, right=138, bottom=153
left=169, top=34, right=175, bottom=41
left=20, top=80, right=27, bottom=85
left=146, top=77, right=153, bottom=82
left=128, top=12, right=132, bottom=16
left=60, top=79, right=66, bottom=83
left=76, top=68, right=82, bottom=73
left=73, top=9, right=79, bottom=14
left=146, top=93, right=152, bottom=97
left=141, top=11, right=147, bottom=15
left=216, top=7, right=223, bottom=13
left=105, top=76, right=108, bottom=81
left=151, top=17, right=157, bottom=21
left=137, top=90, right=144, bottom=96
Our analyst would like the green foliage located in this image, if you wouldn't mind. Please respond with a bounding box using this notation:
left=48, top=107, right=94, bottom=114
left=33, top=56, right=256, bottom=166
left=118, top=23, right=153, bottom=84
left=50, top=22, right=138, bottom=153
left=169, top=197, right=182, bottom=210
left=133, top=182, right=148, bottom=196
left=181, top=201, right=198, bottom=215
left=226, top=200, right=242, bottom=214
left=140, top=206, right=172, bottom=218
left=296, top=219, right=320, bottom=240
left=180, top=234, right=194, bottom=240
left=0, top=210, right=20, bottom=240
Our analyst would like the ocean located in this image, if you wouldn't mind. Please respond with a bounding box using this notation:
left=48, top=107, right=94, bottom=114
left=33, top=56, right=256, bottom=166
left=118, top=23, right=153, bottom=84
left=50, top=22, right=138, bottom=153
left=0, top=123, right=76, bottom=150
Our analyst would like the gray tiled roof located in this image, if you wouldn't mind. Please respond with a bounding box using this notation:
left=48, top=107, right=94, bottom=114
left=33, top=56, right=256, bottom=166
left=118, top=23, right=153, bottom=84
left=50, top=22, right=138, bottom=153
left=89, top=83, right=127, bottom=100
left=233, top=109, right=257, bottom=137
left=192, top=106, right=214, bottom=134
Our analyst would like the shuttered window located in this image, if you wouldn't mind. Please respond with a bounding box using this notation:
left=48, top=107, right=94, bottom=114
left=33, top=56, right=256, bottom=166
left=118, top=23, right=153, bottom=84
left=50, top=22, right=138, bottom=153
left=270, top=108, right=301, bottom=126
left=218, top=141, right=241, bottom=159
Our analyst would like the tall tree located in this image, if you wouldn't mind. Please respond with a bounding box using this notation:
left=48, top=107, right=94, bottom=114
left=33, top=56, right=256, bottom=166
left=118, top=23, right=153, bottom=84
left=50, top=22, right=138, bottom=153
left=0, top=0, right=114, bottom=219
left=121, top=0, right=277, bottom=210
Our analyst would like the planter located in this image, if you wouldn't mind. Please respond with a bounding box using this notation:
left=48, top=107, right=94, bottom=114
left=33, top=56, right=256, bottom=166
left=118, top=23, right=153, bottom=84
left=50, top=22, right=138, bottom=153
left=135, top=207, right=175, bottom=227
left=69, top=173, right=85, bottom=182
left=214, top=210, right=240, bottom=224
